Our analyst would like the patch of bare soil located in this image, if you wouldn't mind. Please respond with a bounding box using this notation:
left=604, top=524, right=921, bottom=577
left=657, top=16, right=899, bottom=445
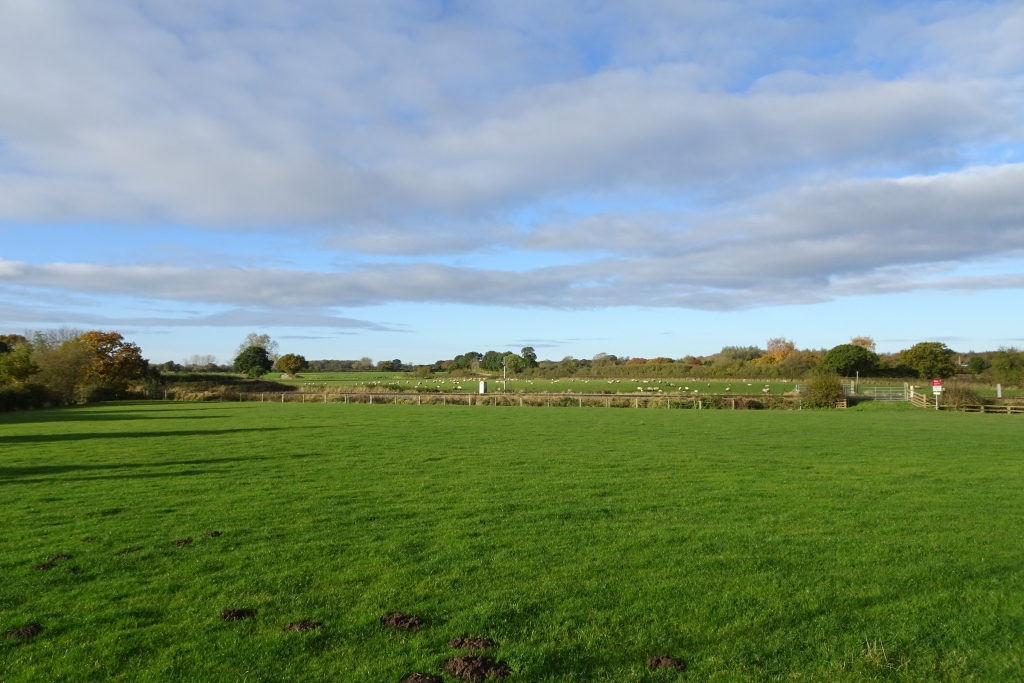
left=443, top=655, right=511, bottom=681
left=5, top=624, right=43, bottom=640
left=119, top=547, right=143, bottom=555
left=31, top=562, right=55, bottom=571
left=645, top=655, right=686, bottom=671
left=172, top=538, right=193, bottom=547
left=400, top=674, right=442, bottom=683
left=284, top=621, right=321, bottom=632
left=221, top=609, right=256, bottom=621
left=82, top=537, right=96, bottom=542
left=381, top=612, right=422, bottom=630
left=48, top=553, right=72, bottom=561
left=205, top=531, right=222, bottom=537
left=449, top=636, right=499, bottom=651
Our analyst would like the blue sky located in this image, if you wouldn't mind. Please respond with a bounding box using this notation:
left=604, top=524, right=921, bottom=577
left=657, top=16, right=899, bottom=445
left=1, top=1, right=1022, bottom=364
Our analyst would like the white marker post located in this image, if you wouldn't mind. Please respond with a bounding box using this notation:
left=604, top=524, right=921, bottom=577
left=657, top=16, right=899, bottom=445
left=997, top=383, right=1003, bottom=399
left=933, top=378, right=942, bottom=410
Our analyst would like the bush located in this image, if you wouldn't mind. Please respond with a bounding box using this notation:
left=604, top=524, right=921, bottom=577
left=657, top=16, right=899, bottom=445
left=803, top=374, right=845, bottom=408
left=81, top=384, right=127, bottom=403
left=0, top=384, right=58, bottom=412
left=941, top=385, right=984, bottom=409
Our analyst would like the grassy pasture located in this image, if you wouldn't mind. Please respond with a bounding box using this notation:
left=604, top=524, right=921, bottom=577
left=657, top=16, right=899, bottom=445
left=2, top=402, right=1023, bottom=682
left=273, top=374, right=801, bottom=395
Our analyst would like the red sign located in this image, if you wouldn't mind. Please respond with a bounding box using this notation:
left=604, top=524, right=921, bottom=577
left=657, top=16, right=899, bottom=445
left=932, top=379, right=942, bottom=387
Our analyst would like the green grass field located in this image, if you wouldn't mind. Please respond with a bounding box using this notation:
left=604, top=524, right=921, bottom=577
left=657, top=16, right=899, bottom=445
left=2, top=402, right=1023, bottom=682
left=272, top=374, right=800, bottom=396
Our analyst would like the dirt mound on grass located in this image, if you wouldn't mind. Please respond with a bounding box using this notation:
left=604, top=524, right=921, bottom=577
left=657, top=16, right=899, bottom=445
left=31, top=562, right=55, bottom=571
left=82, top=537, right=96, bottom=542
left=381, top=612, right=422, bottom=630
left=48, top=553, right=72, bottom=561
left=400, top=674, right=442, bottom=683
left=443, top=655, right=511, bottom=681
left=284, top=621, right=321, bottom=632
left=5, top=624, right=43, bottom=640
left=172, top=538, right=193, bottom=547
left=646, top=655, right=686, bottom=671
left=205, top=531, right=222, bottom=537
left=221, top=609, right=256, bottom=621
left=119, top=547, right=142, bottom=555
left=449, top=636, right=499, bottom=651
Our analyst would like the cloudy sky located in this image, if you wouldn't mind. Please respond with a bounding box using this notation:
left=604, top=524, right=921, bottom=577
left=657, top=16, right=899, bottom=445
left=1, top=1, right=1023, bottom=363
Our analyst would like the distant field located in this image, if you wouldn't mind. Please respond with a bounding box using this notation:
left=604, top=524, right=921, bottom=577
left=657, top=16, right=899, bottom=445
left=270, top=374, right=801, bottom=395
left=2, top=401, right=1023, bottom=682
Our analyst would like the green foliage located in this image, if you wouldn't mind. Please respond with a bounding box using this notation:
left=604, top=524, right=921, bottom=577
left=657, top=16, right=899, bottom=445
left=376, top=358, right=403, bottom=372
left=233, top=345, right=273, bottom=378
left=966, top=356, right=991, bottom=374
left=899, top=342, right=957, bottom=379
left=504, top=353, right=526, bottom=374
left=276, top=353, right=308, bottom=375
left=2, top=402, right=1023, bottom=680
left=991, top=347, right=1023, bottom=385
left=480, top=350, right=504, bottom=371
left=0, top=383, right=56, bottom=411
left=804, top=373, right=846, bottom=408
left=0, top=342, right=40, bottom=386
left=447, top=351, right=481, bottom=372
left=715, top=345, right=764, bottom=362
left=32, top=337, right=93, bottom=403
left=821, top=344, right=881, bottom=376
left=521, top=346, right=538, bottom=368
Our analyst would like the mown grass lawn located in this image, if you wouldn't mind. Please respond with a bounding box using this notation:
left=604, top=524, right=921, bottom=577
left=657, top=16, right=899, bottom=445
left=1, top=401, right=1022, bottom=682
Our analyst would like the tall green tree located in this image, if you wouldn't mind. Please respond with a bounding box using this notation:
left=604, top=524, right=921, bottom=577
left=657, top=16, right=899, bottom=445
left=234, top=346, right=273, bottom=378
left=821, top=344, right=880, bottom=376
left=990, top=348, right=1023, bottom=384
left=899, top=342, right=957, bottom=379
left=521, top=346, right=538, bottom=368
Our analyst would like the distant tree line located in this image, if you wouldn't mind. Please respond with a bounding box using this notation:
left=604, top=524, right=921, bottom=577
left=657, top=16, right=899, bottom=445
left=6, top=328, right=1020, bottom=413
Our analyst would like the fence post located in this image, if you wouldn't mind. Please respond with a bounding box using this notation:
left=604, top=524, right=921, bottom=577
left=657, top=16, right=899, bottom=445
left=281, top=393, right=284, bottom=403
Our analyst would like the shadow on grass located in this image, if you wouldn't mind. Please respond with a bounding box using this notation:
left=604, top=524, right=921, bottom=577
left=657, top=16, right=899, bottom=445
left=0, top=455, right=267, bottom=485
left=0, top=427, right=283, bottom=445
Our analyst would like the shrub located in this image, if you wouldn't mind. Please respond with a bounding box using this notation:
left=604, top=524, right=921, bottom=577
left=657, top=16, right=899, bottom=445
left=803, top=374, right=845, bottom=408
left=81, top=384, right=126, bottom=403
left=941, top=385, right=983, bottom=409
left=0, top=384, right=58, bottom=412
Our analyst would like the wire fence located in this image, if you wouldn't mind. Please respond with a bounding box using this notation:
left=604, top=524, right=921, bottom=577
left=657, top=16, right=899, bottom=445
left=154, top=390, right=832, bottom=410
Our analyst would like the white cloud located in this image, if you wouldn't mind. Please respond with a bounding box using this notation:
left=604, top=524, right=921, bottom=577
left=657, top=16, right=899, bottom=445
left=0, top=0, right=1022, bottom=322
left=2, top=163, right=1022, bottom=315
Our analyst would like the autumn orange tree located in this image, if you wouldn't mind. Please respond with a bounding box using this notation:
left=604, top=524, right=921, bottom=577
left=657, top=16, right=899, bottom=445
left=78, top=331, right=148, bottom=388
